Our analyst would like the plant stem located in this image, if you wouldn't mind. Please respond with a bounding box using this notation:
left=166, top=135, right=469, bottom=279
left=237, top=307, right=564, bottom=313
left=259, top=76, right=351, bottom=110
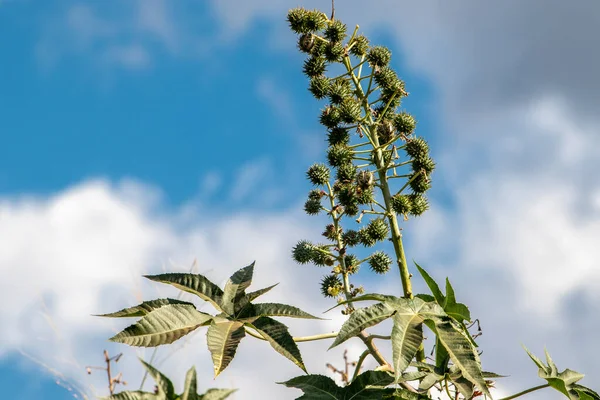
left=498, top=384, right=550, bottom=400
left=244, top=326, right=338, bottom=342
left=351, top=350, right=370, bottom=382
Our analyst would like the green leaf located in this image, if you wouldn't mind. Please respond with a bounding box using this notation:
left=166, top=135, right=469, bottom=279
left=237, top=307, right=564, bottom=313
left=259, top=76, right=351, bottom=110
left=181, top=366, right=197, bottom=400
left=324, top=293, right=400, bottom=313
left=389, top=298, right=427, bottom=380
left=425, top=316, right=490, bottom=398
left=144, top=273, right=224, bottom=312
left=330, top=302, right=396, bottom=349
left=139, top=358, right=175, bottom=399
left=220, top=262, right=255, bottom=315
left=206, top=320, right=245, bottom=377
left=573, top=386, right=600, bottom=400
left=246, top=283, right=279, bottom=302
left=414, top=263, right=445, bottom=305
left=200, top=389, right=237, bottom=400
left=279, top=374, right=343, bottom=399
left=96, top=298, right=194, bottom=318
left=250, top=302, right=323, bottom=320
left=451, top=375, right=475, bottom=399
left=345, top=371, right=395, bottom=399
left=247, top=316, right=306, bottom=372
left=414, top=294, right=435, bottom=303
left=102, top=391, right=161, bottom=400
left=418, top=371, right=443, bottom=391
left=109, top=304, right=213, bottom=347
left=444, top=278, right=456, bottom=306
left=444, top=303, right=471, bottom=323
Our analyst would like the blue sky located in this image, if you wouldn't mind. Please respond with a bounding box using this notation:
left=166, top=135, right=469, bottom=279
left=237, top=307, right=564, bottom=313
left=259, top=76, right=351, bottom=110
left=1, top=1, right=600, bottom=399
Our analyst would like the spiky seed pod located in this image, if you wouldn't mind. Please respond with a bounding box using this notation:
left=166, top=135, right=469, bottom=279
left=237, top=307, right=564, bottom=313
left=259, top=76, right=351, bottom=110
left=376, top=120, right=396, bottom=145
left=332, top=180, right=343, bottom=194
left=325, top=42, right=344, bottom=62
left=320, top=105, right=343, bottom=128
left=409, top=172, right=430, bottom=194
left=374, top=67, right=400, bottom=91
left=321, top=274, right=343, bottom=298
left=327, top=144, right=353, bottom=167
left=391, top=194, right=412, bottom=215
left=356, top=188, right=374, bottom=205
left=358, top=227, right=377, bottom=247
left=368, top=251, right=392, bottom=274
left=394, top=112, right=417, bottom=136
left=298, top=33, right=315, bottom=53
left=307, top=163, right=330, bottom=185
left=309, top=75, right=331, bottom=99
left=342, top=229, right=360, bottom=247
left=367, top=46, right=392, bottom=68
left=344, top=254, right=359, bottom=274
left=322, top=223, right=341, bottom=241
left=310, top=39, right=327, bottom=57
left=304, top=198, right=322, bottom=215
left=343, top=203, right=360, bottom=217
left=312, top=244, right=334, bottom=266
left=412, top=156, right=436, bottom=174
left=356, top=170, right=374, bottom=190
left=405, top=137, right=429, bottom=159
left=380, top=80, right=405, bottom=106
left=303, top=56, right=327, bottom=78
left=324, top=20, right=347, bottom=42
left=367, top=218, right=389, bottom=241
left=327, top=127, right=350, bottom=146
left=408, top=194, right=429, bottom=216
left=349, top=34, right=369, bottom=57
left=336, top=163, right=357, bottom=183
left=373, top=103, right=397, bottom=121
left=287, top=8, right=327, bottom=34
left=339, top=98, right=362, bottom=123
left=328, top=78, right=352, bottom=105
left=292, top=240, right=315, bottom=264
left=308, top=189, right=325, bottom=201
left=336, top=183, right=358, bottom=207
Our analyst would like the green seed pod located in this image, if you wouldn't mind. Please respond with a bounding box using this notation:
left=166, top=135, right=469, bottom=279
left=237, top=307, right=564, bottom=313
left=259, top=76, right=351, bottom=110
left=287, top=8, right=327, bottom=34
left=320, top=105, right=343, bottom=128
left=409, top=172, right=430, bottom=194
left=391, top=194, right=412, bottom=215
left=336, top=162, right=357, bottom=183
left=309, top=75, right=331, bottom=99
left=325, top=42, right=344, bottom=62
left=307, top=163, right=330, bottom=185
left=408, top=194, right=429, bottom=216
left=405, top=137, right=429, bottom=160
left=298, top=33, right=315, bottom=53
left=394, top=112, right=417, bottom=136
left=336, top=183, right=358, bottom=207
left=324, top=19, right=347, bottom=42
left=412, top=156, right=436, bottom=174
left=321, top=274, right=342, bottom=298
left=342, top=229, right=360, bottom=247
left=356, top=170, right=374, bottom=190
left=380, top=82, right=404, bottom=107
left=292, top=240, right=314, bottom=264
left=374, top=67, right=399, bottom=91
left=356, top=188, right=374, bottom=205
left=343, top=203, right=360, bottom=217
left=327, top=127, right=350, bottom=146
left=344, top=254, right=359, bottom=274
left=327, top=144, right=353, bottom=167
left=373, top=103, right=398, bottom=121
left=368, top=251, right=392, bottom=274
left=358, top=227, right=377, bottom=247
left=308, top=189, right=325, bottom=201
left=312, top=244, right=334, bottom=266
left=367, top=46, right=391, bottom=68
left=304, top=198, right=322, bottom=215
left=322, top=223, right=341, bottom=241
left=376, top=120, right=396, bottom=145
left=366, top=217, right=389, bottom=241
left=303, top=56, right=327, bottom=78
left=339, top=98, right=362, bottom=123
left=328, top=78, right=352, bottom=105
left=349, top=34, right=369, bottom=57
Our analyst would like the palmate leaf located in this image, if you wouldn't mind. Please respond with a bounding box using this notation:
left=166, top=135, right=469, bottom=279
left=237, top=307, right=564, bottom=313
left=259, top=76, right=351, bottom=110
left=418, top=371, right=443, bottom=391
left=96, top=298, right=194, bottom=318
left=110, top=304, right=213, bottom=347
left=389, top=298, right=427, bottom=380
left=246, top=283, right=279, bottom=302
left=144, top=273, right=224, bottom=312
left=524, top=346, right=599, bottom=399
left=424, top=316, right=491, bottom=398
left=250, top=302, right=324, bottom=320
left=139, top=358, right=175, bottom=398
left=181, top=366, right=197, bottom=400
left=206, top=320, right=246, bottom=377
left=200, top=389, right=237, bottom=400
left=344, top=370, right=394, bottom=399
left=220, top=262, right=255, bottom=315
left=103, top=391, right=161, bottom=400
left=279, top=374, right=343, bottom=399
left=247, top=316, right=306, bottom=372
left=329, top=302, right=397, bottom=349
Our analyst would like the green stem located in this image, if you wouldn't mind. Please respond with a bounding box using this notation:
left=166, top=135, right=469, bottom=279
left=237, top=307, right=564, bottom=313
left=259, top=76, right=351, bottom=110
left=244, top=326, right=338, bottom=342
left=350, top=350, right=370, bottom=383
left=498, top=384, right=550, bottom=400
